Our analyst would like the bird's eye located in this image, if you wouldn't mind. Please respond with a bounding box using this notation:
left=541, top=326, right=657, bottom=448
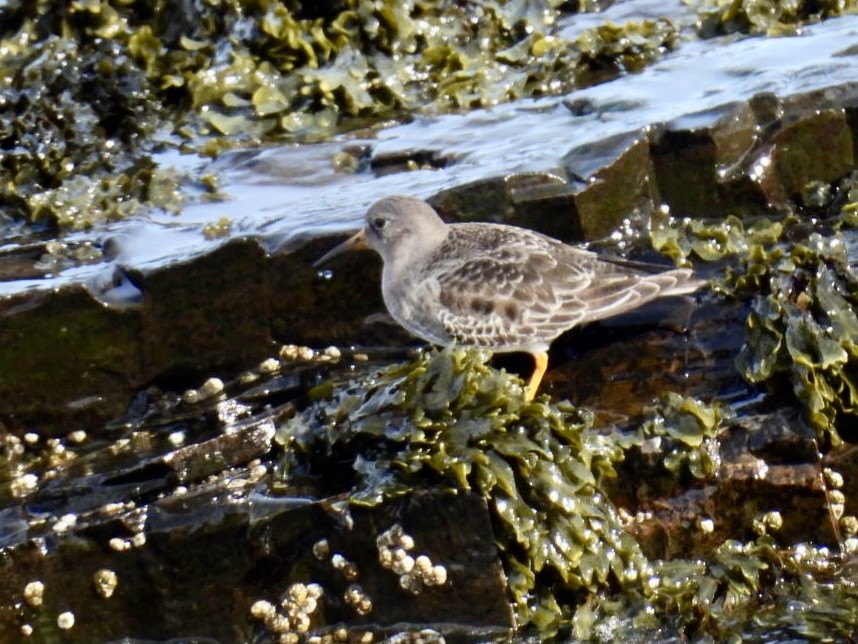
left=372, top=217, right=387, bottom=230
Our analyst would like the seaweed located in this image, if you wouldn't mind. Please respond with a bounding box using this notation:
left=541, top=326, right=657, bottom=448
left=275, top=347, right=648, bottom=632
left=652, top=204, right=858, bottom=448
left=693, top=0, right=858, bottom=37
left=0, top=0, right=682, bottom=228
left=274, top=345, right=858, bottom=639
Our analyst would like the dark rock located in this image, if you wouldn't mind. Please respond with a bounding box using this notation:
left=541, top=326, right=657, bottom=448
left=650, top=102, right=760, bottom=217
left=0, top=489, right=512, bottom=641
left=564, top=131, right=659, bottom=239
left=270, top=234, right=392, bottom=347
left=129, top=238, right=273, bottom=388
left=370, top=149, right=456, bottom=176
left=626, top=410, right=833, bottom=561
left=743, top=408, right=819, bottom=464
left=0, top=242, right=51, bottom=280
left=757, top=109, right=854, bottom=204
left=0, top=284, right=142, bottom=434
left=431, top=173, right=584, bottom=242
left=549, top=295, right=748, bottom=423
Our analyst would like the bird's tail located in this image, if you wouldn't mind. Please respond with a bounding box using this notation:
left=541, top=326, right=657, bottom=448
left=646, top=268, right=707, bottom=297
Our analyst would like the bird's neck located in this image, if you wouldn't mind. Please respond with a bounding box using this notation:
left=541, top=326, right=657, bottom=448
left=383, top=227, right=448, bottom=271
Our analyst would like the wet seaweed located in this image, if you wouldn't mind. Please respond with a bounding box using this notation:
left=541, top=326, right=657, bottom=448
left=274, top=346, right=858, bottom=639
left=693, top=0, right=858, bottom=37
left=735, top=233, right=858, bottom=447
left=275, top=347, right=649, bottom=632
left=638, top=392, right=726, bottom=480
left=652, top=207, right=858, bottom=448
left=573, top=536, right=858, bottom=641
left=575, top=18, right=677, bottom=85
left=0, top=0, right=681, bottom=228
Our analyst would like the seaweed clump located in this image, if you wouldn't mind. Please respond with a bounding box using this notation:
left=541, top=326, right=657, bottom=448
left=274, top=347, right=858, bottom=639
left=574, top=536, right=858, bottom=641
left=275, top=347, right=649, bottom=632
left=0, top=0, right=682, bottom=228
left=693, top=0, right=858, bottom=37
left=733, top=233, right=858, bottom=447
left=0, top=8, right=179, bottom=228
left=651, top=206, right=858, bottom=448
left=637, top=392, right=726, bottom=481
left=574, top=18, right=677, bottom=86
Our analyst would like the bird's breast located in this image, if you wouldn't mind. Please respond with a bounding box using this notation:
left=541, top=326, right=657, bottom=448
left=381, top=266, right=451, bottom=346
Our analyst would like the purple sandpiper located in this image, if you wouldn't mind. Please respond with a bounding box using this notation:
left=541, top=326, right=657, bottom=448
left=316, top=195, right=704, bottom=401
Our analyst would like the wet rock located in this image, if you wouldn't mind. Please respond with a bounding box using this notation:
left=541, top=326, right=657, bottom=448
left=0, top=243, right=52, bottom=280
left=130, top=239, right=273, bottom=387
left=0, top=489, right=511, bottom=641
left=370, top=148, right=456, bottom=176
left=549, top=295, right=749, bottom=423
left=650, top=102, right=761, bottom=217
left=0, top=235, right=395, bottom=434
left=24, top=415, right=277, bottom=520
left=564, top=131, right=659, bottom=239
left=757, top=109, right=854, bottom=204
left=625, top=408, right=834, bottom=560
left=0, top=284, right=142, bottom=433
left=745, top=408, right=819, bottom=464
left=269, top=235, right=392, bottom=347
left=430, top=173, right=584, bottom=242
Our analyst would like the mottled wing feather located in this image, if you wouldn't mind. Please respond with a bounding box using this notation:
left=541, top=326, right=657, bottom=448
left=428, top=223, right=698, bottom=349
left=430, top=226, right=593, bottom=348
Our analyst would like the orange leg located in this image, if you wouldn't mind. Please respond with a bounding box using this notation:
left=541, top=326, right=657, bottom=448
left=524, top=351, right=549, bottom=401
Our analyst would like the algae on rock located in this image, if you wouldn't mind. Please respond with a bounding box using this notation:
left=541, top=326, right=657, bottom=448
left=0, top=0, right=683, bottom=228
left=275, top=347, right=648, bottom=631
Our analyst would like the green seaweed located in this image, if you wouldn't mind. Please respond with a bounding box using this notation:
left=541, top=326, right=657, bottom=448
left=733, top=233, right=858, bottom=447
left=652, top=205, right=858, bottom=448
left=274, top=346, right=858, bottom=639
left=0, top=0, right=682, bottom=228
left=275, top=347, right=648, bottom=631
left=693, top=0, right=858, bottom=37
left=575, top=18, right=677, bottom=82
left=638, top=392, right=726, bottom=480
left=573, top=536, right=858, bottom=641
left=650, top=211, right=785, bottom=266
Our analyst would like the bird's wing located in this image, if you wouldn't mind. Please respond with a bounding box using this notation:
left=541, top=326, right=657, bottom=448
left=429, top=225, right=692, bottom=345
left=429, top=228, right=593, bottom=346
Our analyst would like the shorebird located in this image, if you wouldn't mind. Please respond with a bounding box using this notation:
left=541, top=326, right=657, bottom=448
left=316, top=195, right=703, bottom=401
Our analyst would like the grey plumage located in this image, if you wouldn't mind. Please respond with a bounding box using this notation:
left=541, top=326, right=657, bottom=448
left=362, top=195, right=702, bottom=353
left=316, top=194, right=704, bottom=399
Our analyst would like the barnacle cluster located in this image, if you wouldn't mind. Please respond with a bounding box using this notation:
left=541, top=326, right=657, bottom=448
left=376, top=524, right=447, bottom=594
left=250, top=582, right=324, bottom=638
left=23, top=581, right=45, bottom=607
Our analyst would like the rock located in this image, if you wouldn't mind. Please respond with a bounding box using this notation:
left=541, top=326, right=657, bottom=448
left=0, top=487, right=511, bottom=641
left=651, top=102, right=760, bottom=217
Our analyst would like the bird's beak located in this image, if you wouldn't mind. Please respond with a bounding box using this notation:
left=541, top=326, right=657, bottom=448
left=313, top=230, right=368, bottom=267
